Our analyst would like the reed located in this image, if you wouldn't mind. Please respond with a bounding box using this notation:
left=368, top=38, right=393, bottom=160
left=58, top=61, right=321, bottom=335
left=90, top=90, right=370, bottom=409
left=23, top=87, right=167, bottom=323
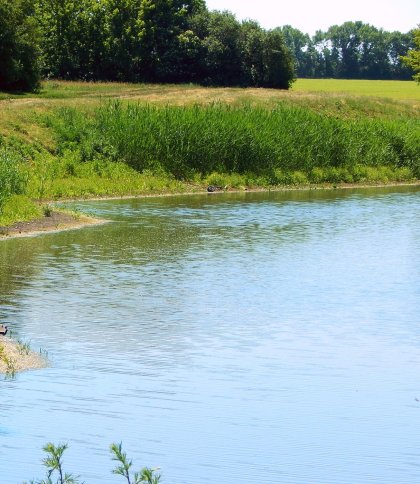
left=0, top=148, right=28, bottom=211
left=46, top=101, right=419, bottom=183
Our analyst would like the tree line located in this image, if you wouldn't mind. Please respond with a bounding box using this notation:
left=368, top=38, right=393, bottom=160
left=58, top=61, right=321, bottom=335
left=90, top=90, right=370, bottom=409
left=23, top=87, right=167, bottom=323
left=280, top=21, right=415, bottom=80
left=0, top=0, right=417, bottom=93
left=0, top=0, right=294, bottom=91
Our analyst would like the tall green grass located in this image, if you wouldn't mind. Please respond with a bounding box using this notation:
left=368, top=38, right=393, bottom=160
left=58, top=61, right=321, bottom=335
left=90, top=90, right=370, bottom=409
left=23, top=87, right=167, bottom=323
left=45, top=101, right=420, bottom=182
left=0, top=147, right=28, bottom=211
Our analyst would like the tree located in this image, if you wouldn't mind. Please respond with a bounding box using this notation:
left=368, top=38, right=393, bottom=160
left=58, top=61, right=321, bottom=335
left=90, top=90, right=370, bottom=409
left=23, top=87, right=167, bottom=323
left=0, top=0, right=40, bottom=91
left=401, top=27, right=420, bottom=82
left=36, top=0, right=83, bottom=79
left=136, top=0, right=206, bottom=82
left=262, top=30, right=295, bottom=88
left=101, top=0, right=143, bottom=82
left=387, top=30, right=414, bottom=80
left=198, top=10, right=242, bottom=85
left=277, top=25, right=312, bottom=77
left=238, top=20, right=266, bottom=86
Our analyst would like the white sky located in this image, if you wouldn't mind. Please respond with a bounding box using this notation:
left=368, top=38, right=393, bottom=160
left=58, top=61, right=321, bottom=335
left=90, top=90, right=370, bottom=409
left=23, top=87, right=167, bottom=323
left=205, top=0, right=419, bottom=35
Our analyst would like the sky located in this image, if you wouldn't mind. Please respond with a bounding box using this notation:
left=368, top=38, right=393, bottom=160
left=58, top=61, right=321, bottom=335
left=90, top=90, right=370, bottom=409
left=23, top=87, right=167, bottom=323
left=205, top=0, right=419, bottom=35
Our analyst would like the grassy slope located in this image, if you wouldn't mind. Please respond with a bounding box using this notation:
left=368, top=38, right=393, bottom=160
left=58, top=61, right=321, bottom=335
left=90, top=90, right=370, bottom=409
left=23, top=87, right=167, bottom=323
left=0, top=79, right=419, bottom=226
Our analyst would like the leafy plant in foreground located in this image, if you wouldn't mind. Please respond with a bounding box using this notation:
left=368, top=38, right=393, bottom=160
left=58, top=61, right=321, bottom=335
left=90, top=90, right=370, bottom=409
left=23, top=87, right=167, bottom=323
left=25, top=442, right=161, bottom=484
left=26, top=442, right=81, bottom=484
left=111, top=442, right=161, bottom=484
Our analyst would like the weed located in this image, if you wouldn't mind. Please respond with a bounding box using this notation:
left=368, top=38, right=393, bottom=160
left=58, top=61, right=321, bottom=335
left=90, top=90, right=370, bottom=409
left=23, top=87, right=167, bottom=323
left=17, top=339, right=31, bottom=355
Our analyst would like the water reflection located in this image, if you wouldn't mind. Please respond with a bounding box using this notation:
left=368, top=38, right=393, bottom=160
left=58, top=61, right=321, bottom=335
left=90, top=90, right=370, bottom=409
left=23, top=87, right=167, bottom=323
left=0, top=186, right=419, bottom=483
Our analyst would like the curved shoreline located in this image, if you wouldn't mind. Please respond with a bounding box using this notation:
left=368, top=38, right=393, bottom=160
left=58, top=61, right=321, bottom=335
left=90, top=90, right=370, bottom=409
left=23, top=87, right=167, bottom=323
left=0, top=181, right=418, bottom=240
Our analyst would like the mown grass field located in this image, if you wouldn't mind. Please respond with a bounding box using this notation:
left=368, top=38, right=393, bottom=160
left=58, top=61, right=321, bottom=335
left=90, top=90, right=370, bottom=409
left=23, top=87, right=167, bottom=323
left=0, top=79, right=419, bottom=226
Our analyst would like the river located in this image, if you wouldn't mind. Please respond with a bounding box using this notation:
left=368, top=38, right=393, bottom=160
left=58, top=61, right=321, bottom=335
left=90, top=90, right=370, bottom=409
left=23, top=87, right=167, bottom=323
left=0, top=186, right=419, bottom=483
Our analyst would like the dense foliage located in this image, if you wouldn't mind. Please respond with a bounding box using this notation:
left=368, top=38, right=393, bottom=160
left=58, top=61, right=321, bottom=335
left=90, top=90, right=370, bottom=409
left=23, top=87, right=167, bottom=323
left=0, top=0, right=40, bottom=91
left=1, top=0, right=417, bottom=93
left=280, top=21, right=415, bottom=80
left=33, top=0, right=294, bottom=88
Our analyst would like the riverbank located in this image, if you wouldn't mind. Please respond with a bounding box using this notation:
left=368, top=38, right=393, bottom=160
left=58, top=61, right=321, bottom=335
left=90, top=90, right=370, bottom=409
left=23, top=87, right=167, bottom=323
left=0, top=336, right=47, bottom=374
left=0, top=80, right=418, bottom=230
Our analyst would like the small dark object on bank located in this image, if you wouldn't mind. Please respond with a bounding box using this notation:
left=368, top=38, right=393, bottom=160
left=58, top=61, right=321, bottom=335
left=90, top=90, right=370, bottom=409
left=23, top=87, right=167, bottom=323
left=207, top=185, right=223, bottom=192
left=43, top=205, right=53, bottom=217
left=0, top=324, right=8, bottom=336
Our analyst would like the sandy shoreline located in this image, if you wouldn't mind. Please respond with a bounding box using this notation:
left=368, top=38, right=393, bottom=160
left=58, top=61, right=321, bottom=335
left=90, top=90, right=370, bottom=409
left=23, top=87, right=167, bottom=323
left=0, top=181, right=418, bottom=240
left=0, top=336, right=47, bottom=374
left=0, top=210, right=108, bottom=240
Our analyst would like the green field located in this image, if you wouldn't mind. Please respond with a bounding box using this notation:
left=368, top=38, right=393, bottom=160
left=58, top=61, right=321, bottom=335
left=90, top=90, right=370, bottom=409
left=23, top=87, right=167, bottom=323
left=292, top=79, right=420, bottom=100
left=0, top=79, right=419, bottom=227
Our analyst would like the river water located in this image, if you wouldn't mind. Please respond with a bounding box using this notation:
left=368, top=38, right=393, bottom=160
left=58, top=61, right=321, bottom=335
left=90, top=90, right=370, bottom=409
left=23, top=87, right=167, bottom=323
left=0, top=186, right=419, bottom=483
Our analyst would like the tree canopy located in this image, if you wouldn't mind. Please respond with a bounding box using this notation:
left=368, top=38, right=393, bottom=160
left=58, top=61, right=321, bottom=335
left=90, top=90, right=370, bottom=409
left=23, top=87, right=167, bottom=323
left=279, top=21, right=415, bottom=80
left=32, top=0, right=295, bottom=89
